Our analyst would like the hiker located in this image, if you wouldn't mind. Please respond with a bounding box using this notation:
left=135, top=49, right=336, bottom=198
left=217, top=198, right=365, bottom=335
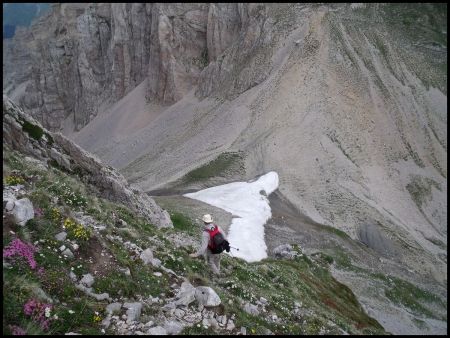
left=189, top=214, right=230, bottom=275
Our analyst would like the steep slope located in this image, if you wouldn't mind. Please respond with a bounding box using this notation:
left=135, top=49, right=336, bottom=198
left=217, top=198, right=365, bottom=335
left=3, top=97, right=391, bottom=335
left=71, top=3, right=446, bottom=284
left=3, top=3, right=447, bottom=335
left=3, top=95, right=172, bottom=229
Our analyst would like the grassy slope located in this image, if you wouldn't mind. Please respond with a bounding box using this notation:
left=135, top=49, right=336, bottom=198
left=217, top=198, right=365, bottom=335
left=3, top=145, right=388, bottom=335
left=4, top=144, right=445, bottom=335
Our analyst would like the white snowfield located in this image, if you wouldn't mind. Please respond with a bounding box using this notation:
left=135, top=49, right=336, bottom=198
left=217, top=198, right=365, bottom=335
left=184, top=171, right=279, bottom=262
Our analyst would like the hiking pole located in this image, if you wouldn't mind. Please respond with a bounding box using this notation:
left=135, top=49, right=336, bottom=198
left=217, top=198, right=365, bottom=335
left=229, top=246, right=239, bottom=251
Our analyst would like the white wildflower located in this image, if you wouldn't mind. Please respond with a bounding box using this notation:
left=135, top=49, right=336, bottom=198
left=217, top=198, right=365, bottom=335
left=45, top=307, right=51, bottom=318
left=68, top=310, right=75, bottom=314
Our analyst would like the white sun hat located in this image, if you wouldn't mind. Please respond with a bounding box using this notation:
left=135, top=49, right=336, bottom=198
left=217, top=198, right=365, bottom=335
left=202, top=214, right=213, bottom=223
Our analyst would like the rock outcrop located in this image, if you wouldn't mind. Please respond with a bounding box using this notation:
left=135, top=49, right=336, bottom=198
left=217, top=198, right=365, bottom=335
left=3, top=95, right=172, bottom=229
left=3, top=3, right=296, bottom=132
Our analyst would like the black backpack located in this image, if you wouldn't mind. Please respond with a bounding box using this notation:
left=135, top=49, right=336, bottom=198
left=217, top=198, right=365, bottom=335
left=206, top=225, right=230, bottom=254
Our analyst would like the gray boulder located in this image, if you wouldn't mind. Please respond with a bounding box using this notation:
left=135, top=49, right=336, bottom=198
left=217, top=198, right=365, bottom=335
left=62, top=248, right=74, bottom=259
left=174, top=281, right=196, bottom=307
left=106, top=302, right=122, bottom=315
left=81, top=273, right=95, bottom=288
left=273, top=244, right=298, bottom=259
left=50, top=147, right=71, bottom=170
left=226, top=319, right=235, bottom=331
left=194, top=286, right=221, bottom=306
left=140, top=248, right=154, bottom=265
left=164, top=320, right=184, bottom=335
left=55, top=231, right=67, bottom=241
left=123, top=302, right=142, bottom=323
left=147, top=326, right=167, bottom=335
left=11, top=198, right=34, bottom=226
left=243, top=302, right=260, bottom=316
left=4, top=198, right=15, bottom=211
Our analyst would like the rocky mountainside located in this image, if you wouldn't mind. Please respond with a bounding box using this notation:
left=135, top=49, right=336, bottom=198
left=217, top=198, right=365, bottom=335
left=68, top=3, right=446, bottom=295
left=3, top=95, right=171, bottom=229
left=3, top=3, right=447, bottom=335
left=3, top=95, right=394, bottom=335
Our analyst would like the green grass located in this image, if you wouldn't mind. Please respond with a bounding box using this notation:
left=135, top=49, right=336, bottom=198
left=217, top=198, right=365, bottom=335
left=22, top=120, right=44, bottom=140
left=181, top=152, right=244, bottom=184
left=169, top=211, right=197, bottom=235
left=384, top=276, right=446, bottom=319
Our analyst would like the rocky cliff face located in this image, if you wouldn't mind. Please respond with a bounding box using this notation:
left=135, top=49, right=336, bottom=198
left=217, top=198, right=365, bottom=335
left=4, top=3, right=271, bottom=132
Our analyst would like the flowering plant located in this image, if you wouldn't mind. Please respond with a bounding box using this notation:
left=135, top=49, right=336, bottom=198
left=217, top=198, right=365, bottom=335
left=3, top=238, right=37, bottom=269
left=34, top=207, right=44, bottom=217
left=63, top=218, right=91, bottom=241
left=8, top=325, right=26, bottom=335
left=23, top=298, right=54, bottom=330
left=50, top=208, right=61, bottom=222
left=93, top=311, right=102, bottom=323
left=5, top=174, right=25, bottom=186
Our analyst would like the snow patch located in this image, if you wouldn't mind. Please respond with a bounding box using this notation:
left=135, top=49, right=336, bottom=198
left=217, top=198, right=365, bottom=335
left=184, top=172, right=279, bottom=262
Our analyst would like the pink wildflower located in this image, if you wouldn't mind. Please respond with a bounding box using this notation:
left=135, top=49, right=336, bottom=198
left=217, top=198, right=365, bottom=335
left=34, top=207, right=44, bottom=217
left=23, top=299, right=54, bottom=331
left=9, top=325, right=26, bottom=335
left=3, top=239, right=37, bottom=269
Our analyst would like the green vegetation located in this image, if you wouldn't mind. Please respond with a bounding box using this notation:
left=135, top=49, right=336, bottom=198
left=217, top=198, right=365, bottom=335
left=3, top=144, right=445, bottom=335
left=384, top=277, right=446, bottom=320
left=22, top=120, right=44, bottom=141
left=406, top=175, right=441, bottom=209
left=181, top=151, right=245, bottom=185
left=169, top=211, right=197, bottom=235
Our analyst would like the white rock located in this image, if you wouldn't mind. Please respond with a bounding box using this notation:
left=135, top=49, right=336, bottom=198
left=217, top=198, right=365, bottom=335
left=221, top=315, right=227, bottom=325
left=55, top=232, right=67, bottom=241
left=62, top=248, right=74, bottom=259
left=151, top=258, right=162, bottom=267
left=81, top=273, right=95, bottom=287
left=208, top=317, right=219, bottom=329
left=226, top=320, right=235, bottom=331
left=140, top=248, right=153, bottom=265
left=59, top=245, right=67, bottom=251
left=11, top=198, right=34, bottom=226
left=101, top=315, right=111, bottom=328
left=91, top=292, right=110, bottom=301
left=153, top=272, right=163, bottom=277
left=174, top=308, right=185, bottom=318
left=5, top=198, right=15, bottom=211
left=194, top=286, right=221, bottom=306
left=202, top=318, right=210, bottom=327
left=69, top=271, right=77, bottom=281
left=147, top=326, right=167, bottom=335
left=243, top=302, right=260, bottom=316
left=174, top=281, right=196, bottom=307
left=123, top=302, right=142, bottom=323
left=106, top=302, right=122, bottom=315
left=164, top=320, right=184, bottom=335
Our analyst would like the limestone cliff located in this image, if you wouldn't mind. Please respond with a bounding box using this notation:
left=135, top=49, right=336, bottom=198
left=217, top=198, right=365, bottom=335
left=4, top=3, right=271, bottom=132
